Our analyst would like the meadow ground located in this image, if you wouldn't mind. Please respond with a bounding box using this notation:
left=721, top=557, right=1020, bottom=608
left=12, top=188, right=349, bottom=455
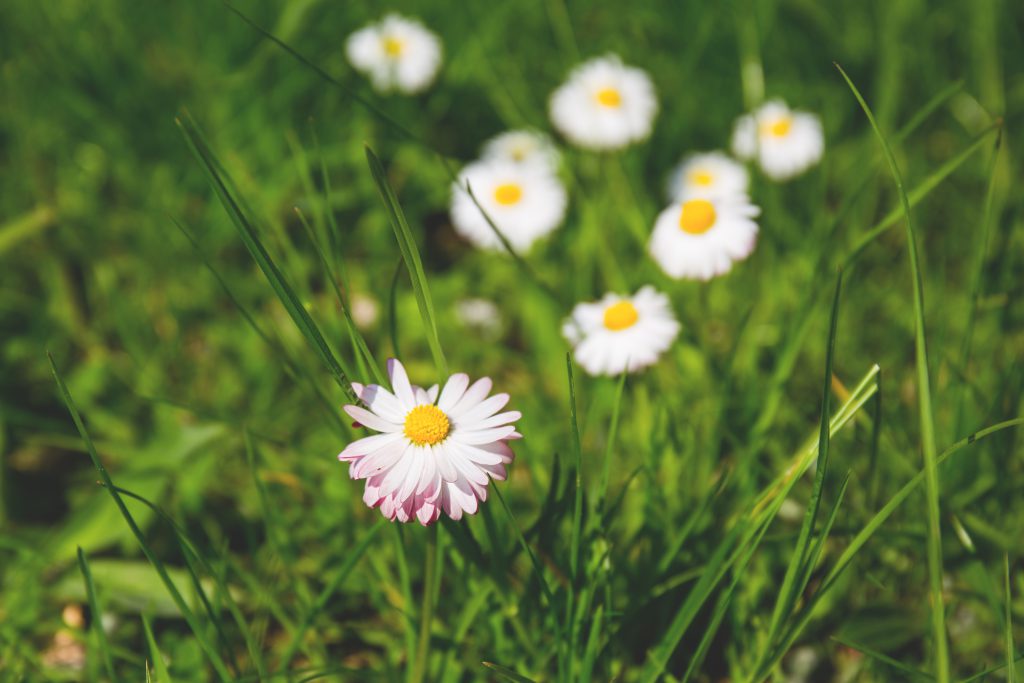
left=2, top=1, right=1024, bottom=681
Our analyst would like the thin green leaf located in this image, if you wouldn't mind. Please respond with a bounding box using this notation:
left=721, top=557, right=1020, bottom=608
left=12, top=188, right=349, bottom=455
left=176, top=113, right=355, bottom=402
left=142, top=614, right=173, bottom=683
left=1007, top=555, right=1017, bottom=683
left=832, top=636, right=933, bottom=681
left=481, top=661, right=538, bottom=683
left=836, top=61, right=948, bottom=683
left=49, top=354, right=233, bottom=681
left=77, top=547, right=117, bottom=682
left=364, top=145, right=448, bottom=378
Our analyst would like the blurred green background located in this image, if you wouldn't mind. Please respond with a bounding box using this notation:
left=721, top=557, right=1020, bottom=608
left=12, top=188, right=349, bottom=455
left=2, top=0, right=1023, bottom=680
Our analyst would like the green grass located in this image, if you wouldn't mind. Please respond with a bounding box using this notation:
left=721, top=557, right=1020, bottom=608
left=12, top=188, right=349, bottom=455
left=3, top=1, right=1024, bottom=681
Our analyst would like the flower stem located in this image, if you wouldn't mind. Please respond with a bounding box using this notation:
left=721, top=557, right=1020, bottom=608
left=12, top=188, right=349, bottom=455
left=412, top=524, right=438, bottom=683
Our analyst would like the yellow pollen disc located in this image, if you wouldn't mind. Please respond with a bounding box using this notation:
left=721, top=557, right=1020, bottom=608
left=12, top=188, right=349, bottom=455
left=382, top=36, right=404, bottom=57
left=494, top=183, right=523, bottom=206
left=603, top=301, right=639, bottom=331
left=689, top=170, right=715, bottom=187
left=595, top=87, right=622, bottom=107
left=762, top=116, right=792, bottom=138
left=679, top=199, right=717, bottom=234
left=403, top=404, right=450, bottom=446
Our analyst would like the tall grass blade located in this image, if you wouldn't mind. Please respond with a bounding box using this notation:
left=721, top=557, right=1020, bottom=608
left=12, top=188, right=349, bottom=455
left=176, top=113, right=355, bottom=401
left=142, top=614, right=173, bottom=683
left=836, top=62, right=948, bottom=683
left=77, top=547, right=117, bottom=682
left=50, top=354, right=234, bottom=681
left=364, top=145, right=448, bottom=377
left=1007, top=555, right=1017, bottom=683
left=481, top=661, right=538, bottom=683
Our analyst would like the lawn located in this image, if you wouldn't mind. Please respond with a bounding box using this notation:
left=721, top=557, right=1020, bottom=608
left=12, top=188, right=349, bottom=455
left=1, top=1, right=1023, bottom=681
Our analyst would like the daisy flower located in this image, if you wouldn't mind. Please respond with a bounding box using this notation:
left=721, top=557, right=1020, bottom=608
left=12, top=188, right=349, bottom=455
left=731, top=99, right=824, bottom=180
left=345, top=14, right=442, bottom=95
left=648, top=194, right=761, bottom=280
left=450, top=159, right=568, bottom=252
left=339, top=359, right=521, bottom=525
left=563, top=286, right=680, bottom=376
left=549, top=55, right=658, bottom=151
left=481, top=129, right=561, bottom=173
left=665, top=151, right=749, bottom=202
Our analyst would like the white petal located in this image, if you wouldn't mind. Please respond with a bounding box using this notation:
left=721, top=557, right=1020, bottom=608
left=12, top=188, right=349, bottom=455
left=453, top=426, right=518, bottom=445
left=387, top=358, right=417, bottom=409
left=338, top=431, right=404, bottom=460
left=343, top=405, right=402, bottom=433
left=438, top=373, right=470, bottom=411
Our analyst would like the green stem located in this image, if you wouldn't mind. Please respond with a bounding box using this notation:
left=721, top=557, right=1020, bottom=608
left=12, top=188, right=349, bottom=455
left=412, top=525, right=439, bottom=683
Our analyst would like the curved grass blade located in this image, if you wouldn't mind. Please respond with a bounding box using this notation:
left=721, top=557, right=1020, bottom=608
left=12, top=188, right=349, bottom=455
left=365, top=145, right=448, bottom=377
left=77, top=547, right=117, bottom=682
left=832, top=636, right=933, bottom=681
left=763, top=270, right=843, bottom=650
left=836, top=61, right=948, bottom=683
left=176, top=113, right=355, bottom=402
left=481, top=661, right=538, bottom=683
left=142, top=614, right=173, bottom=683
left=49, top=354, right=233, bottom=681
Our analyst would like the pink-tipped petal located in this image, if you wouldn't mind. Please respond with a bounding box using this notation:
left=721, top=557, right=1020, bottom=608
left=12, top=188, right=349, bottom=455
left=339, top=431, right=404, bottom=460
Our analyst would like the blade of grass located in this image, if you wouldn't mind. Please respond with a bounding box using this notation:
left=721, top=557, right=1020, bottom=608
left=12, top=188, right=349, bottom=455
left=836, top=61, right=948, bottom=683
left=77, top=547, right=117, bottom=682
left=764, top=270, right=843, bottom=649
left=364, top=145, right=448, bottom=378
left=176, top=113, right=355, bottom=402
left=50, top=354, right=233, bottom=681
left=597, top=370, right=627, bottom=512
left=564, top=355, right=584, bottom=681
left=142, top=614, right=173, bottom=683
left=481, top=661, right=538, bottom=683
left=1007, top=555, right=1017, bottom=683
left=954, top=129, right=1003, bottom=437
left=832, top=636, right=933, bottom=681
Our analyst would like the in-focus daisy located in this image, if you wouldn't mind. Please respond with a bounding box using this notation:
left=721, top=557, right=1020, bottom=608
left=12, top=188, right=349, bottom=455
left=549, top=55, right=658, bottom=151
left=450, top=160, right=568, bottom=252
left=339, top=359, right=521, bottom=525
left=648, top=194, right=761, bottom=280
left=345, top=14, right=442, bottom=95
left=481, top=129, right=561, bottom=173
left=665, top=151, right=749, bottom=202
left=563, top=286, right=680, bottom=376
left=731, top=99, right=824, bottom=180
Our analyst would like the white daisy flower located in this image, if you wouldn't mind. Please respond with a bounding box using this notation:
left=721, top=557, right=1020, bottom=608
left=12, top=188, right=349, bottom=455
left=731, top=99, right=824, bottom=181
left=345, top=14, right=442, bottom=95
left=339, top=359, right=521, bottom=525
left=456, top=298, right=503, bottom=339
left=481, top=129, right=561, bottom=173
left=666, top=151, right=749, bottom=202
left=562, top=286, right=680, bottom=376
left=549, top=55, right=658, bottom=151
left=648, top=194, right=761, bottom=280
left=450, top=159, right=568, bottom=252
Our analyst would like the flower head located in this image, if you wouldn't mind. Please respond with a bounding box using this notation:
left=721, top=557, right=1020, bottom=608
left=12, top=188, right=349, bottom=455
left=549, top=55, right=658, bottom=151
left=339, top=359, right=521, bottom=525
left=666, top=151, right=749, bottom=202
left=648, top=194, right=761, bottom=280
left=450, top=160, right=568, bottom=252
left=731, top=100, right=824, bottom=180
left=345, top=14, right=442, bottom=94
left=563, top=286, right=680, bottom=376
left=481, top=129, right=561, bottom=173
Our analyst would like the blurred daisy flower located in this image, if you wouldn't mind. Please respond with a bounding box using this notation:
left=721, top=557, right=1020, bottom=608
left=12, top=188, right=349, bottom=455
left=345, top=14, right=442, bottom=95
left=649, top=194, right=761, bottom=280
left=482, top=129, right=561, bottom=173
left=450, top=159, right=568, bottom=252
left=456, top=298, right=503, bottom=339
left=563, top=286, right=680, bottom=376
left=339, top=359, right=521, bottom=525
left=549, top=55, right=658, bottom=151
left=666, top=151, right=749, bottom=202
left=731, top=99, right=824, bottom=180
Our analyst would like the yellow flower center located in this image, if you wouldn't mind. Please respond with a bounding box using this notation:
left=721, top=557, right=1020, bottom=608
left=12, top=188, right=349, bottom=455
left=603, top=301, right=639, bottom=331
left=382, top=36, right=404, bottom=57
left=403, top=404, right=450, bottom=446
left=494, top=183, right=523, bottom=206
left=689, top=170, right=715, bottom=186
left=679, top=199, right=717, bottom=234
left=762, top=116, right=792, bottom=138
left=595, top=87, right=622, bottom=107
